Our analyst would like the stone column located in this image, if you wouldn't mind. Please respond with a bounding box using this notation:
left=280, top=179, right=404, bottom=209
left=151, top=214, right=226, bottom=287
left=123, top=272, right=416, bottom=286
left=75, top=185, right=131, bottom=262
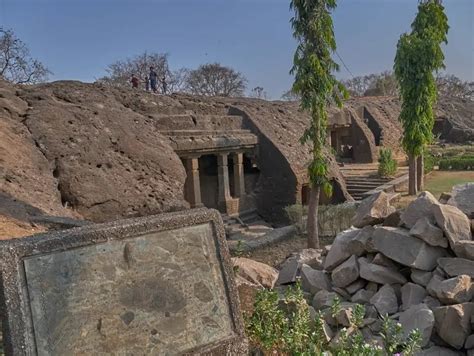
left=184, top=157, right=203, bottom=208
left=233, top=152, right=245, bottom=197
left=217, top=153, right=231, bottom=209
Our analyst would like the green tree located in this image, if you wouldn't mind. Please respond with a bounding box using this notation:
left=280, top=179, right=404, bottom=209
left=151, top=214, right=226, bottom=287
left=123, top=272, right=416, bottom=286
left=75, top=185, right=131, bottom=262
left=290, top=0, right=347, bottom=248
left=394, top=0, right=449, bottom=195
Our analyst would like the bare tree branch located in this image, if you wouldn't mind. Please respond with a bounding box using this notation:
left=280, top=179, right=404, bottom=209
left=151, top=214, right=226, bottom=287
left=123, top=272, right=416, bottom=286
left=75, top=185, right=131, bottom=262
left=0, top=28, right=51, bottom=84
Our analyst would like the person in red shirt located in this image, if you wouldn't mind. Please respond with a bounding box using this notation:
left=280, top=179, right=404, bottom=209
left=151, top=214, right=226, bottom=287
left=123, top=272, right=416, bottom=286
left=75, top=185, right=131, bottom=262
left=130, top=74, right=139, bottom=88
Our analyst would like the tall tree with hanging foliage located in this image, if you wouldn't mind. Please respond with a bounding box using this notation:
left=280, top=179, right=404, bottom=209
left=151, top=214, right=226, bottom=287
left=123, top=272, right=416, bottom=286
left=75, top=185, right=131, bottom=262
left=394, top=0, right=449, bottom=195
left=290, top=0, right=347, bottom=248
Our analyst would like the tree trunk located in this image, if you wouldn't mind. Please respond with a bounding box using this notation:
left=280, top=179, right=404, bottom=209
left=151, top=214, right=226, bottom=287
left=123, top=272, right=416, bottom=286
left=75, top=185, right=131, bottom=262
left=408, top=154, right=418, bottom=196
left=417, top=155, right=424, bottom=192
left=306, top=185, right=321, bottom=249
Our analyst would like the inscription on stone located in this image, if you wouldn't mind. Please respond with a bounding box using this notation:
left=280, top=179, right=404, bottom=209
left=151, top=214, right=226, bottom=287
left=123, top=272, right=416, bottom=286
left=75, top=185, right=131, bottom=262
left=23, top=223, right=233, bottom=355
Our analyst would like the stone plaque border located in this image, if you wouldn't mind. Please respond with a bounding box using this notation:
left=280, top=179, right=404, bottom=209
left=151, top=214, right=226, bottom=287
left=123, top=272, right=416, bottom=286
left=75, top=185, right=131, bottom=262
left=0, top=208, right=247, bottom=355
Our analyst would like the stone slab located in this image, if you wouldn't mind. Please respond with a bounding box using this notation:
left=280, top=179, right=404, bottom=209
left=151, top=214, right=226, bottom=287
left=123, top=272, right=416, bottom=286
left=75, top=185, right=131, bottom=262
left=0, top=208, right=247, bottom=355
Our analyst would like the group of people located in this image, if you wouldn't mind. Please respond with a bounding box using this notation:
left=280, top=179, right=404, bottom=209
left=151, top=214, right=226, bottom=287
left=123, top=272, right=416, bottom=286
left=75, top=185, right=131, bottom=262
left=130, top=66, right=167, bottom=94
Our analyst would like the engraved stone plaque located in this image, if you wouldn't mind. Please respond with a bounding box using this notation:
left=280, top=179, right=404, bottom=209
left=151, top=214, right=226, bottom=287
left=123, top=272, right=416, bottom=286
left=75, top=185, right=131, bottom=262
left=0, top=209, right=246, bottom=355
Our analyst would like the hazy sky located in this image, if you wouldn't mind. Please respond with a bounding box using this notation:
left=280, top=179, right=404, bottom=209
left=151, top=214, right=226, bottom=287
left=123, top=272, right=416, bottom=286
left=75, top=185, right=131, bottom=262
left=2, top=0, right=473, bottom=98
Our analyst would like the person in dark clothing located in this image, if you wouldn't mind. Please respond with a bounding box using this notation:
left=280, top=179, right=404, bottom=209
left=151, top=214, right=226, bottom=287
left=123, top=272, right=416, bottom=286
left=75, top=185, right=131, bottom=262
left=145, top=75, right=150, bottom=91
left=149, top=67, right=158, bottom=93
left=161, top=75, right=167, bottom=94
left=130, top=74, right=139, bottom=88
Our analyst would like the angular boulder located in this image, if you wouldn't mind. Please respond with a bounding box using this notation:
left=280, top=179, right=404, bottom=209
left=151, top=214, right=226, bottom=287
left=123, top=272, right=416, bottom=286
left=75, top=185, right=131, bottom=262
left=434, top=303, right=473, bottom=350
left=370, top=284, right=399, bottom=315
left=300, top=265, right=332, bottom=294
left=453, top=240, right=474, bottom=261
left=348, top=225, right=376, bottom=255
left=401, top=191, right=439, bottom=228
left=409, top=216, right=448, bottom=248
left=232, top=257, right=279, bottom=288
left=433, top=204, right=472, bottom=250
left=358, top=257, right=407, bottom=285
left=276, top=249, right=324, bottom=285
left=351, top=289, right=375, bottom=304
left=411, top=269, right=433, bottom=287
left=382, top=209, right=402, bottom=227
left=372, top=227, right=446, bottom=271
left=345, top=279, right=366, bottom=295
left=312, top=290, right=339, bottom=310
left=448, top=183, right=474, bottom=218
left=431, top=275, right=473, bottom=305
left=438, top=257, right=474, bottom=278
left=401, top=283, right=427, bottom=311
left=331, top=255, right=359, bottom=288
left=370, top=284, right=398, bottom=315
left=399, top=303, right=434, bottom=347
left=324, top=228, right=360, bottom=271
left=352, top=191, right=395, bottom=228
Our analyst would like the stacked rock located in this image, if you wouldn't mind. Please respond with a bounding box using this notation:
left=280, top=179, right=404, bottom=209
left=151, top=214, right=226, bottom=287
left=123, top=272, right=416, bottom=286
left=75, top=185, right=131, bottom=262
left=277, top=184, right=474, bottom=355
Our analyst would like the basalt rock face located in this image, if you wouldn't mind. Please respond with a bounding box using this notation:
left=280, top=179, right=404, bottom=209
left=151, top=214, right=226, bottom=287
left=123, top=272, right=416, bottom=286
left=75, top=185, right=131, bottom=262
left=277, top=184, right=474, bottom=354
left=0, top=80, right=188, bottom=225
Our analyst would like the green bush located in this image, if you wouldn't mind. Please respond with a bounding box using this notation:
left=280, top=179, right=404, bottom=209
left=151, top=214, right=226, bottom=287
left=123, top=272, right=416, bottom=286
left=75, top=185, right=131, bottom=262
left=378, top=148, right=398, bottom=178
left=439, top=157, right=474, bottom=171
left=423, top=152, right=438, bottom=174
left=246, top=283, right=422, bottom=355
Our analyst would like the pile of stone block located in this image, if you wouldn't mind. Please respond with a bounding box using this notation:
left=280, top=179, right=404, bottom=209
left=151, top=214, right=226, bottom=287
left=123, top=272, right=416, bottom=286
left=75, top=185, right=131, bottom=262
left=277, top=184, right=474, bottom=355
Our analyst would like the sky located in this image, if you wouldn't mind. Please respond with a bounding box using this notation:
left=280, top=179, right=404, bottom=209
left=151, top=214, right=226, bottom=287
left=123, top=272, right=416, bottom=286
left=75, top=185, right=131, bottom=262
left=1, top=0, right=473, bottom=99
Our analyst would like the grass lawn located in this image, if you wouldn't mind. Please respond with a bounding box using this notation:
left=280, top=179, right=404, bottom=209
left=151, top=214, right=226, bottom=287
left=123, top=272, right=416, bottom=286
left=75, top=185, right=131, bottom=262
left=425, top=171, right=474, bottom=198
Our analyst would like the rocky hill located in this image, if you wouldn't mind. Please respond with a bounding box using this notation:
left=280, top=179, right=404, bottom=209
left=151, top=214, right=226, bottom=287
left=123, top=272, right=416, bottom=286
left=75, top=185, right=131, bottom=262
left=0, top=80, right=472, bottom=237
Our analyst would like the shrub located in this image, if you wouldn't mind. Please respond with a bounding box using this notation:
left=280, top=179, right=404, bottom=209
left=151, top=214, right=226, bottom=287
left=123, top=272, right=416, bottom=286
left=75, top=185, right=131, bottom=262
left=423, top=152, right=438, bottom=174
left=378, top=148, right=398, bottom=178
left=246, top=283, right=422, bottom=355
left=438, top=156, right=474, bottom=171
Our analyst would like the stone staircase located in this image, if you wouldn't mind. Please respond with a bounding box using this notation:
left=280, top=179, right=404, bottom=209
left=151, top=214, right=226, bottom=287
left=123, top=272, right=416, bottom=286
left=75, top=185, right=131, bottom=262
left=222, top=210, right=274, bottom=240
left=340, top=163, right=390, bottom=201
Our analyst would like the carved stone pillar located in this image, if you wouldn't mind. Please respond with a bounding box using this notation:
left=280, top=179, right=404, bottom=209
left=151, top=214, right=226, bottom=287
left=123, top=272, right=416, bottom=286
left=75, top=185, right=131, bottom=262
left=233, top=152, right=245, bottom=197
left=184, top=157, right=203, bottom=208
left=217, top=153, right=231, bottom=210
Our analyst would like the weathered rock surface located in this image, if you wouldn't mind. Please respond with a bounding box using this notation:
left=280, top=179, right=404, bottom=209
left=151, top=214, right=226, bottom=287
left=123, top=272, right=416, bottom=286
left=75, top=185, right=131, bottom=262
left=434, top=303, right=473, bottom=350
left=430, top=275, right=473, bottom=305
left=399, top=303, right=434, bottom=347
left=358, top=257, right=407, bottom=284
left=401, top=191, right=439, bottom=228
left=372, top=227, right=446, bottom=271
left=433, top=204, right=472, bottom=250
left=312, top=290, right=339, bottom=310
left=348, top=225, right=376, bottom=254
left=410, top=217, right=448, bottom=248
left=411, top=269, right=433, bottom=287
left=324, top=228, right=360, bottom=271
left=416, top=346, right=464, bottom=356
left=232, top=257, right=279, bottom=289
left=453, top=240, right=474, bottom=260
left=448, top=183, right=474, bottom=218
left=370, top=284, right=398, bottom=315
left=438, top=257, right=474, bottom=278
left=301, top=265, right=332, bottom=294
left=345, top=279, right=366, bottom=294
left=401, top=283, right=428, bottom=311
left=331, top=255, right=359, bottom=288
left=352, top=191, right=395, bottom=228
left=351, top=289, right=375, bottom=304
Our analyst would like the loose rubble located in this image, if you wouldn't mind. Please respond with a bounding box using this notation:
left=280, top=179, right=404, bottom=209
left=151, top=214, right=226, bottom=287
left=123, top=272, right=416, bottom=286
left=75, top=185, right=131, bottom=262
left=273, top=185, right=474, bottom=354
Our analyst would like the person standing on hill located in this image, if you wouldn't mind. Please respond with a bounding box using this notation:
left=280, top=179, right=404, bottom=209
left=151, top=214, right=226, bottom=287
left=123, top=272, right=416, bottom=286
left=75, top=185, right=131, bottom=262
left=144, top=75, right=150, bottom=91
left=130, top=74, right=139, bottom=88
left=161, top=75, right=167, bottom=94
left=149, top=67, right=158, bottom=93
